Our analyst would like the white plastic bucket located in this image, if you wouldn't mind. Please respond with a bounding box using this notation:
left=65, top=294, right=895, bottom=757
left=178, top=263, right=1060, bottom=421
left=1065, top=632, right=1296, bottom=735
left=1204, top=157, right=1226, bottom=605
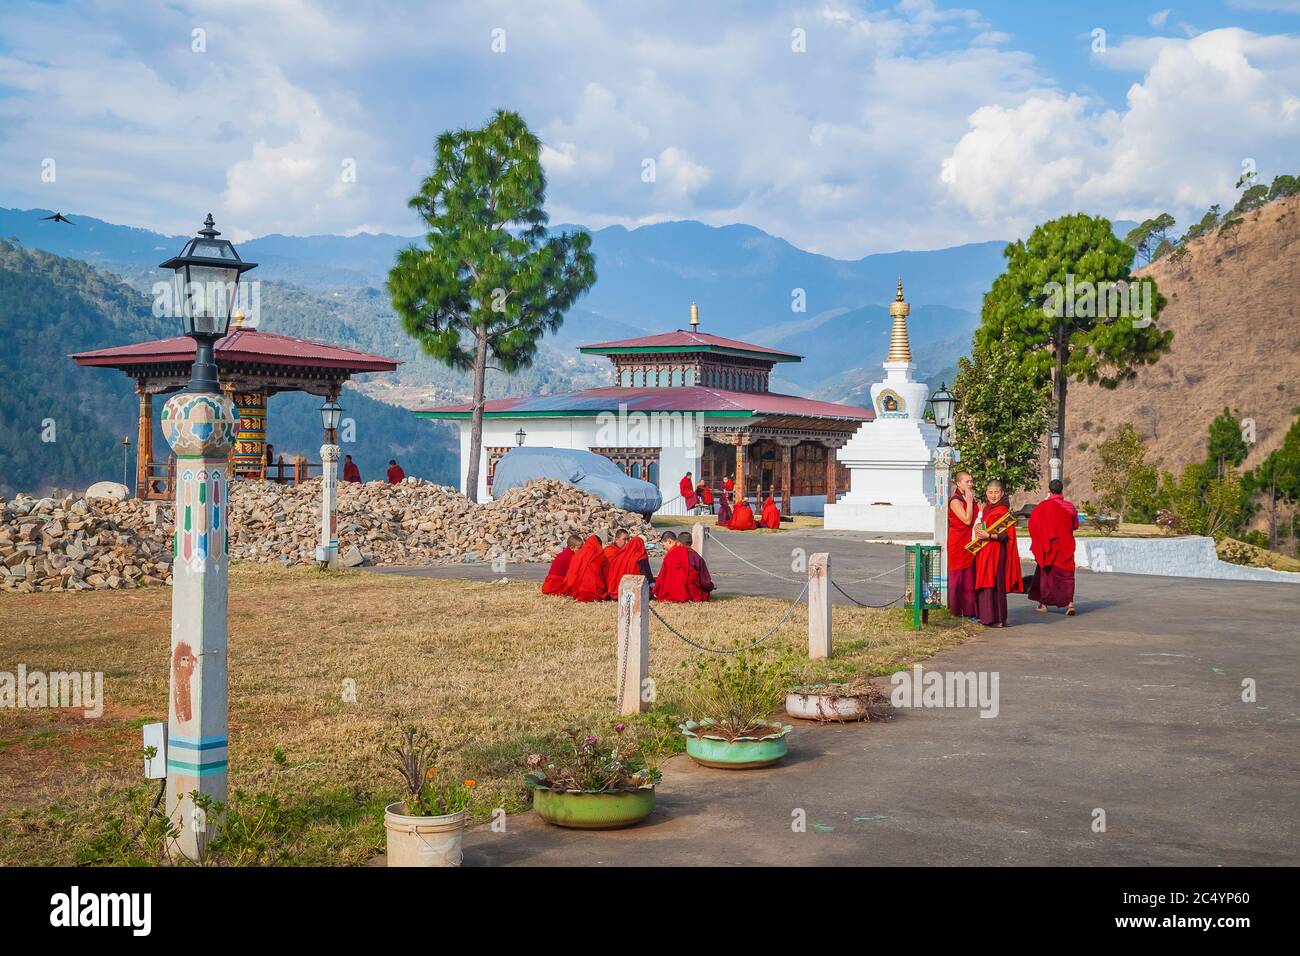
left=383, top=803, right=465, bottom=867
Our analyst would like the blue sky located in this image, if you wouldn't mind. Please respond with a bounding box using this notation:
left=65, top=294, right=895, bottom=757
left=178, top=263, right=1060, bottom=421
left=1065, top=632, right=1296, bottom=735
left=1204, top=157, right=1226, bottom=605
left=1, top=0, right=1297, bottom=256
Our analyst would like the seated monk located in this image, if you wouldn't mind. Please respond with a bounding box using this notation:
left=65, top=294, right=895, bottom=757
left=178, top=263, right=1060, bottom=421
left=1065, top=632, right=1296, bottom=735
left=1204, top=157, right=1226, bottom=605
left=603, top=529, right=628, bottom=566
left=541, top=534, right=582, bottom=595
left=676, top=531, right=715, bottom=601
left=562, top=534, right=609, bottom=602
left=653, top=532, right=697, bottom=602
left=606, top=535, right=652, bottom=596
left=728, top=498, right=757, bottom=530
left=697, top=483, right=714, bottom=510
left=760, top=494, right=780, bottom=529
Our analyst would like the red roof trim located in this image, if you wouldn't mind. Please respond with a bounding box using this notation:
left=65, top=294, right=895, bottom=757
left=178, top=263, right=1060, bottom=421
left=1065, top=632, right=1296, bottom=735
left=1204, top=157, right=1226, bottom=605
left=70, top=328, right=400, bottom=372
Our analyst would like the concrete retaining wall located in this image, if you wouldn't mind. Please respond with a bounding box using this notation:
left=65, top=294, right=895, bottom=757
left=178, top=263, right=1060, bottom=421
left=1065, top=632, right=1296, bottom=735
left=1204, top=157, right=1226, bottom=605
left=1016, top=534, right=1300, bottom=584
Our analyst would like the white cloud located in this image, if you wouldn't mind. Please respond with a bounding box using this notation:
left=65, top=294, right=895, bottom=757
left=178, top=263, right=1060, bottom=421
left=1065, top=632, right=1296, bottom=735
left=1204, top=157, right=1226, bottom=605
left=941, top=28, right=1300, bottom=236
left=1149, top=10, right=1172, bottom=28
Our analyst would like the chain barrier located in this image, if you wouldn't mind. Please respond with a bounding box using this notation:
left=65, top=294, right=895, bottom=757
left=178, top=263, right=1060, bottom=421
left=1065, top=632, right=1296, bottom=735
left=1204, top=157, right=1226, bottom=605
left=837, top=563, right=905, bottom=585
left=648, top=580, right=809, bottom=655
left=832, top=578, right=904, bottom=609
left=704, top=530, right=805, bottom=584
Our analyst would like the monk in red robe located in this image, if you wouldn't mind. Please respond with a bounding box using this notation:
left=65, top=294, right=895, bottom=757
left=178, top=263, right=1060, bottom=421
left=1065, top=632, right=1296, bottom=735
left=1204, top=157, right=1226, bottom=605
left=676, top=532, right=715, bottom=600
left=653, top=532, right=702, bottom=602
left=973, top=480, right=1024, bottom=628
left=386, top=459, right=405, bottom=483
left=541, top=534, right=582, bottom=595
left=1027, top=478, right=1079, bottom=615
left=680, top=472, right=698, bottom=511
left=760, top=494, right=781, bottom=529
left=716, top=476, right=734, bottom=526
left=562, top=535, right=609, bottom=602
left=606, top=535, right=652, bottom=596
left=342, top=455, right=361, bottom=482
left=946, top=470, right=978, bottom=618
left=728, top=498, right=757, bottom=530
left=697, top=482, right=714, bottom=512
left=603, top=529, right=628, bottom=567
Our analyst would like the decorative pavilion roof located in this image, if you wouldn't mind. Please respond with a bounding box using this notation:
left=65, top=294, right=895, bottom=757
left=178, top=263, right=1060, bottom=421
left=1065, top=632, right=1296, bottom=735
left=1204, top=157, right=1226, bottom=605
left=70, top=328, right=399, bottom=373
left=578, top=330, right=801, bottom=363
left=415, top=385, right=871, bottom=422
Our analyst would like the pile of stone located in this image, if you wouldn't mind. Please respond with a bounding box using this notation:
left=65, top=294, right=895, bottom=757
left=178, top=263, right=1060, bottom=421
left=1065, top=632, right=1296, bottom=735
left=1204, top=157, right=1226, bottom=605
left=1, top=477, right=656, bottom=592
left=0, top=492, right=174, bottom=593
left=229, top=477, right=656, bottom=568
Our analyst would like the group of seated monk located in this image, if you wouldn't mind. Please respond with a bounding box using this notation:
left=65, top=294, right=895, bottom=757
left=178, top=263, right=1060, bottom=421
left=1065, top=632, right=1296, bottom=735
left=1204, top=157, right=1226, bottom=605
left=540, top=528, right=714, bottom=603
left=716, top=493, right=782, bottom=530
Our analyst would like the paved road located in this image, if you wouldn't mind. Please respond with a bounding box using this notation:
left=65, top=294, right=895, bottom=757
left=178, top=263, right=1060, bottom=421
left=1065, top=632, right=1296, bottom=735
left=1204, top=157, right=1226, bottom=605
left=374, top=530, right=1299, bottom=865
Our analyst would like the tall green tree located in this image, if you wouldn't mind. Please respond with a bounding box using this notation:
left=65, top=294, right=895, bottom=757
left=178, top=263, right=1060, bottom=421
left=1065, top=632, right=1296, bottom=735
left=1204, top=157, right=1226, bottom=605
left=976, top=213, right=1172, bottom=480
left=1205, top=406, right=1248, bottom=477
left=952, top=332, right=1054, bottom=494
left=388, top=110, right=597, bottom=500
left=1091, top=423, right=1160, bottom=522
left=1244, top=413, right=1300, bottom=551
left=1124, top=213, right=1177, bottom=265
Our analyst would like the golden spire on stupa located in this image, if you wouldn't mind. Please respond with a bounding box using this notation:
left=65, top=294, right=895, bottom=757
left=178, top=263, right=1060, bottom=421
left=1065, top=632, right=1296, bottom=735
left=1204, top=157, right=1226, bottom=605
left=689, top=300, right=700, bottom=330
left=886, top=277, right=912, bottom=363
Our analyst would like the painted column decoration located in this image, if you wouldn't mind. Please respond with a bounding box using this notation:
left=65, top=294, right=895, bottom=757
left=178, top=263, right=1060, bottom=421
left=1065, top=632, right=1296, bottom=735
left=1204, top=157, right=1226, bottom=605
left=230, top=390, right=267, bottom=476
left=135, top=384, right=154, bottom=499
left=932, top=445, right=956, bottom=607
left=317, top=443, right=340, bottom=569
left=160, top=389, right=239, bottom=861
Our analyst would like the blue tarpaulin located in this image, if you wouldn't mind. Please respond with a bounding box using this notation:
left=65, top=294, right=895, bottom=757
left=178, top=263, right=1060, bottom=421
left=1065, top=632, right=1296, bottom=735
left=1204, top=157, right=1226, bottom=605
left=492, top=447, right=663, bottom=516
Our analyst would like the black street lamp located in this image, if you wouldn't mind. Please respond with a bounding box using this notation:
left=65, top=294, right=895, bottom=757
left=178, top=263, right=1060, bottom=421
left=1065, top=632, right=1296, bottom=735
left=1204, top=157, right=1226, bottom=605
left=515, top=427, right=527, bottom=447
left=321, top=400, right=343, bottom=443
left=160, top=214, right=258, bottom=393
left=928, top=382, right=957, bottom=447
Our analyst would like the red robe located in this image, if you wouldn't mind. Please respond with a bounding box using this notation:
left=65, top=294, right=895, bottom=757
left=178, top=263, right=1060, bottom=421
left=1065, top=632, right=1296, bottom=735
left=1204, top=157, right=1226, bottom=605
left=680, top=475, right=697, bottom=510
left=947, top=496, right=976, bottom=572
left=1028, top=495, right=1078, bottom=570
left=728, top=501, right=757, bottom=530
left=716, top=492, right=733, bottom=526
left=386, top=464, right=405, bottom=483
left=654, top=545, right=703, bottom=602
left=974, top=502, right=1024, bottom=594
left=1027, top=494, right=1079, bottom=607
left=603, top=543, right=623, bottom=567
left=760, top=495, right=780, bottom=529
left=682, top=547, right=715, bottom=600
left=562, top=536, right=609, bottom=602
left=343, top=461, right=361, bottom=482
left=541, top=547, right=574, bottom=595
left=698, top=484, right=714, bottom=506
left=605, top=537, right=650, bottom=595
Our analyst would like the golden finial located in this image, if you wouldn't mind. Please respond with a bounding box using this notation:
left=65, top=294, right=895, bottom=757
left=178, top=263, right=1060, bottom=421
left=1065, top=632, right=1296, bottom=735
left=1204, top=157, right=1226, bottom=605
left=886, top=278, right=911, bottom=362
left=689, top=301, right=700, bottom=329
left=232, top=308, right=247, bottom=327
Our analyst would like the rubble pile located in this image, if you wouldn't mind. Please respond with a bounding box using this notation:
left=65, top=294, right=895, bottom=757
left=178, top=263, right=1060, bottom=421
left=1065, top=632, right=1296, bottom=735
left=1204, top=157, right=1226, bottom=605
left=1, top=478, right=656, bottom=592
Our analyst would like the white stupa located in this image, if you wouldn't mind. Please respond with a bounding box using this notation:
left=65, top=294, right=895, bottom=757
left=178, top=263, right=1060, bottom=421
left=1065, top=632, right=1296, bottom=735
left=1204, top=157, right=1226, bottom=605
left=823, top=279, right=942, bottom=533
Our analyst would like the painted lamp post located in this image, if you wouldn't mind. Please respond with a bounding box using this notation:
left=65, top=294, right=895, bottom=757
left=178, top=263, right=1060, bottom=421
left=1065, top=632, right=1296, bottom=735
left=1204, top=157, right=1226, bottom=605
left=1049, top=428, right=1062, bottom=483
left=159, top=214, right=257, bottom=861
left=317, top=400, right=343, bottom=570
left=927, top=383, right=959, bottom=607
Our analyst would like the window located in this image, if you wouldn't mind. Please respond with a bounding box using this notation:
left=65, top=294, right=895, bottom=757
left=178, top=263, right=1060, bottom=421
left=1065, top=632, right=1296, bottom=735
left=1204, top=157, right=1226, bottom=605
left=648, top=461, right=659, bottom=484
left=671, top=368, right=683, bottom=387
left=631, top=462, right=641, bottom=478
left=620, top=369, right=631, bottom=387
left=634, top=369, right=645, bottom=387
left=684, top=368, right=695, bottom=386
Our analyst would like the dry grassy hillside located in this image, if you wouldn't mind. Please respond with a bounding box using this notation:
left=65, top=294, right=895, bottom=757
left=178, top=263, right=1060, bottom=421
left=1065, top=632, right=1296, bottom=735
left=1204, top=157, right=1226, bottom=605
left=1056, top=193, right=1300, bottom=506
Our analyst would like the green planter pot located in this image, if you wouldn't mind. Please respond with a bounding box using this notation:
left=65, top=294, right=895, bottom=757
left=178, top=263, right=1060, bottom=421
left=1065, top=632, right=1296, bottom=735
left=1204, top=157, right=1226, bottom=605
left=681, top=719, right=792, bottom=769
left=525, top=774, right=656, bottom=830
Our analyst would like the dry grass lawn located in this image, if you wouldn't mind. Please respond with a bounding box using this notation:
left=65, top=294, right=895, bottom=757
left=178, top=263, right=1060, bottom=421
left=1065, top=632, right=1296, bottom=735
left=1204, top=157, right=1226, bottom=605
left=0, top=563, right=976, bottom=865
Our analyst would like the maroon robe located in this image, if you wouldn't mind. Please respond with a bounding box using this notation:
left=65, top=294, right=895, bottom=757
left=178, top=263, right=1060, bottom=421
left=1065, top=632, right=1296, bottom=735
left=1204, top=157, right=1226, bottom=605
left=974, top=501, right=1024, bottom=626
left=946, top=494, right=977, bottom=618
left=541, top=547, right=574, bottom=595
left=1027, top=494, right=1079, bottom=608
left=654, top=545, right=701, bottom=602
left=682, top=547, right=715, bottom=601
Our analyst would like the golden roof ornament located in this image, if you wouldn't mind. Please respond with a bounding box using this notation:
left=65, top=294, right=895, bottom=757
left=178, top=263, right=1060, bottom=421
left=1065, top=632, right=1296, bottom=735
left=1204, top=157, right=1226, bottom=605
left=886, top=277, right=912, bottom=363
left=232, top=308, right=247, bottom=328
left=689, top=301, right=700, bottom=330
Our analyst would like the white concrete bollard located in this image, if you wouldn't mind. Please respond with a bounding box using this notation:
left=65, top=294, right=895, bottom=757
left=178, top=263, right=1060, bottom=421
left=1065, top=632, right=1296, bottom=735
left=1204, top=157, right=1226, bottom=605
left=617, top=574, right=651, bottom=714
left=692, top=521, right=707, bottom=561
left=808, top=552, right=832, bottom=659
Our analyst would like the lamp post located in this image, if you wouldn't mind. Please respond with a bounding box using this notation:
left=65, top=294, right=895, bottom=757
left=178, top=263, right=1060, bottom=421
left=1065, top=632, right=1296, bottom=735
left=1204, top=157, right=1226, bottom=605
left=515, top=427, right=527, bottom=447
left=1049, top=428, right=1062, bottom=483
left=157, top=214, right=256, bottom=861
left=121, top=436, right=131, bottom=490
left=927, top=382, right=959, bottom=608
left=317, top=400, right=343, bottom=570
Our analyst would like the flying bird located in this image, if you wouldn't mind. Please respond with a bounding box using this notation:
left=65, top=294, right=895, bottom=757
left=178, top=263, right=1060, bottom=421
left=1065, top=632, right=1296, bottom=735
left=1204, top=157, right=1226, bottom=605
left=41, top=212, right=74, bottom=224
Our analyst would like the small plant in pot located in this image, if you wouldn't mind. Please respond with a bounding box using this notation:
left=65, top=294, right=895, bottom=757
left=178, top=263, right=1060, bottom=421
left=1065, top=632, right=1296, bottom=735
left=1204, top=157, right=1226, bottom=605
left=382, top=725, right=474, bottom=867
left=524, top=724, right=661, bottom=830
left=786, top=677, right=893, bottom=723
left=680, top=649, right=795, bottom=769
